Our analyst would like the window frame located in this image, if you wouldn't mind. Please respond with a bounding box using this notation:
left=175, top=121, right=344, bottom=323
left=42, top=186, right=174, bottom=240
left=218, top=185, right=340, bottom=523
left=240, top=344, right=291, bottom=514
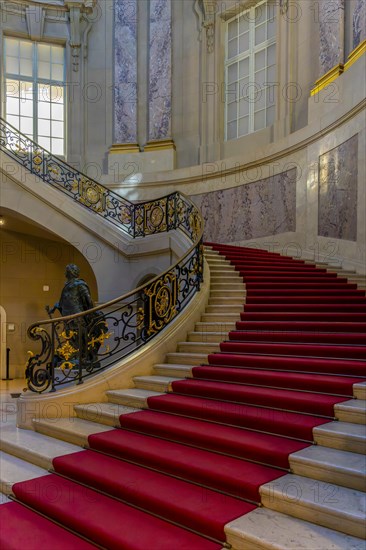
left=3, top=36, right=66, bottom=157
left=224, top=0, right=277, bottom=141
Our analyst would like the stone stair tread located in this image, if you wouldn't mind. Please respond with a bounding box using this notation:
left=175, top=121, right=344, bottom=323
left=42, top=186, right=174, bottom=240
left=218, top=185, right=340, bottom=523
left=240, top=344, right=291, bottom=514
left=225, top=507, right=366, bottom=550
left=133, top=375, right=183, bottom=392
left=33, top=417, right=113, bottom=446
left=260, top=474, right=366, bottom=538
left=353, top=382, right=366, bottom=400
left=106, top=388, right=164, bottom=407
left=153, top=364, right=193, bottom=376
left=74, top=402, right=138, bottom=426
left=177, top=342, right=220, bottom=352
left=134, top=375, right=182, bottom=385
left=0, top=451, right=49, bottom=494
left=335, top=400, right=366, bottom=424
left=313, top=421, right=366, bottom=454
left=0, top=422, right=82, bottom=469
left=289, top=445, right=366, bottom=491
left=187, top=331, right=229, bottom=342
left=196, top=322, right=237, bottom=330
left=0, top=492, right=12, bottom=505
left=166, top=352, right=208, bottom=365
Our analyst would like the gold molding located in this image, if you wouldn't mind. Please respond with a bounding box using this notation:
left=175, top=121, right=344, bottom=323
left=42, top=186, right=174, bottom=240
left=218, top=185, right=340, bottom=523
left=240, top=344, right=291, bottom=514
left=110, top=143, right=140, bottom=154
left=144, top=139, right=176, bottom=152
left=344, top=39, right=366, bottom=71
left=310, top=63, right=344, bottom=96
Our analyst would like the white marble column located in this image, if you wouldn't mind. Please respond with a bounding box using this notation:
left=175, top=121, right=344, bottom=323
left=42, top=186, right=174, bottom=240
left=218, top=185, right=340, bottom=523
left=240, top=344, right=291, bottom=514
left=113, top=0, right=138, bottom=145
left=353, top=0, right=366, bottom=49
left=148, top=0, right=172, bottom=143
left=319, top=0, right=345, bottom=76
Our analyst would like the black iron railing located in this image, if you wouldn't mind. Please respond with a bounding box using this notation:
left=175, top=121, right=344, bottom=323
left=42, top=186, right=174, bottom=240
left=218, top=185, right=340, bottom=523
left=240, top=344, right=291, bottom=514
left=0, top=117, right=204, bottom=392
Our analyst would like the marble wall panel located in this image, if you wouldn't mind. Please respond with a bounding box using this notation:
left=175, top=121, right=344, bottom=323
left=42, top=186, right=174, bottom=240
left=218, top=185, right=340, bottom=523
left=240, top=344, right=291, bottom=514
left=318, top=134, right=358, bottom=241
left=353, top=0, right=366, bottom=49
left=114, top=0, right=138, bottom=143
left=148, top=0, right=172, bottom=141
left=192, top=169, right=297, bottom=244
left=319, top=0, right=344, bottom=75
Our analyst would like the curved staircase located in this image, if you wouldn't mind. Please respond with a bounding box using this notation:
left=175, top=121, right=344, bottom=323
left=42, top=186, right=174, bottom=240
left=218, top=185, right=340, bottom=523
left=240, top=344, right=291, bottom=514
left=1, top=244, right=365, bottom=549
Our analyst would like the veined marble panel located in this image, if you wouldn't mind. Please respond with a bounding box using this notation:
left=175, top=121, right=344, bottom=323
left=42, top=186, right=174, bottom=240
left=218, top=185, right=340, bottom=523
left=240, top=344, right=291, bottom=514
left=319, top=0, right=344, bottom=75
left=318, top=135, right=358, bottom=241
left=114, top=0, right=137, bottom=143
left=192, top=169, right=297, bottom=243
left=148, top=0, right=172, bottom=141
left=353, top=0, right=366, bottom=49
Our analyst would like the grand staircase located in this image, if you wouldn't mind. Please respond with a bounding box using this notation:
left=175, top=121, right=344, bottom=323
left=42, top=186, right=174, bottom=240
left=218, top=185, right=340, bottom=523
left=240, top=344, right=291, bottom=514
left=1, top=244, right=365, bottom=549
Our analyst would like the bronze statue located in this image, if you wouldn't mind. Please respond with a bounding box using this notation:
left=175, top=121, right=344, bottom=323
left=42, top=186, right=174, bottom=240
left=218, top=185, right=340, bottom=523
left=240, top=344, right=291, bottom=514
left=46, top=264, right=94, bottom=317
left=46, top=264, right=107, bottom=368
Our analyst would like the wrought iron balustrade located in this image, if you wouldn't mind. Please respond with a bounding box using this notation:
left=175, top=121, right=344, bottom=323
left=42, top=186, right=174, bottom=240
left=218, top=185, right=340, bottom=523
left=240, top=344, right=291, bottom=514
left=0, top=117, right=200, bottom=241
left=0, top=117, right=205, bottom=392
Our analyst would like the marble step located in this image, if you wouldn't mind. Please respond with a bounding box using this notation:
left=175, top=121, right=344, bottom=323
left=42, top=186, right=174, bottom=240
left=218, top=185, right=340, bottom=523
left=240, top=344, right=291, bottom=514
left=166, top=352, right=208, bottom=366
left=205, top=304, right=244, bottom=314
left=354, top=382, right=366, bottom=400
left=187, top=331, right=229, bottom=343
left=133, top=375, right=181, bottom=392
left=210, top=282, right=246, bottom=290
left=0, top=423, right=82, bottom=470
left=0, top=492, right=12, bottom=505
left=313, top=422, right=366, bottom=455
left=210, top=275, right=243, bottom=283
left=289, top=445, right=366, bottom=491
left=210, top=290, right=246, bottom=297
left=0, top=451, right=49, bottom=496
left=206, top=258, right=231, bottom=266
left=106, top=388, right=163, bottom=408
left=208, top=270, right=241, bottom=278
left=153, top=364, right=193, bottom=378
left=260, top=474, right=366, bottom=539
left=201, top=312, right=241, bottom=322
left=225, top=507, right=365, bottom=550
left=335, top=400, right=366, bottom=424
left=208, top=264, right=236, bottom=271
left=208, top=297, right=246, bottom=305
left=33, top=416, right=114, bottom=447
left=74, top=402, right=138, bottom=426
left=195, top=321, right=237, bottom=332
left=177, top=342, right=220, bottom=354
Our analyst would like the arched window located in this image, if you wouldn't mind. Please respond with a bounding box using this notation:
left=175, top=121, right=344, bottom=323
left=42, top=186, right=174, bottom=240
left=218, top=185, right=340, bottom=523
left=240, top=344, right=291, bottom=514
left=225, top=0, right=277, bottom=140
left=4, top=37, right=65, bottom=155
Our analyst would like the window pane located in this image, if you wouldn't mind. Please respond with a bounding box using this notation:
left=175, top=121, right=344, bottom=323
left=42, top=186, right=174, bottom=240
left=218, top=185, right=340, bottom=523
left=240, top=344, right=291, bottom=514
left=52, top=138, right=64, bottom=156
left=255, top=24, right=266, bottom=46
left=52, top=64, right=64, bottom=81
left=20, top=117, right=33, bottom=134
left=239, top=33, right=249, bottom=53
left=227, top=121, right=237, bottom=140
left=228, top=64, right=237, bottom=85
left=226, top=82, right=238, bottom=104
left=52, top=121, right=64, bottom=138
left=255, top=5, right=266, bottom=25
left=228, top=20, right=238, bottom=40
left=7, top=57, right=19, bottom=75
left=5, top=79, right=20, bottom=97
left=228, top=38, right=238, bottom=59
left=267, top=105, right=275, bottom=125
left=20, top=100, right=33, bottom=117
left=7, top=115, right=19, bottom=130
left=38, top=136, right=50, bottom=150
left=6, top=97, right=19, bottom=115
left=238, top=77, right=249, bottom=99
left=239, top=58, right=249, bottom=78
left=38, top=44, right=51, bottom=62
left=51, top=46, right=64, bottom=64
left=254, top=110, right=265, bottom=131
left=38, top=61, right=51, bottom=79
left=52, top=103, right=64, bottom=121
left=255, top=69, right=266, bottom=87
left=21, top=82, right=34, bottom=100
left=20, top=58, right=33, bottom=77
left=267, top=85, right=276, bottom=106
left=38, top=102, right=51, bottom=118
left=20, top=41, right=33, bottom=59
left=268, top=44, right=276, bottom=65
left=38, top=119, right=51, bottom=136
left=267, top=64, right=276, bottom=83
left=39, top=84, right=50, bottom=102
left=51, top=85, right=64, bottom=103
left=238, top=116, right=249, bottom=136
left=6, top=38, right=19, bottom=57
left=239, top=98, right=249, bottom=117
left=255, top=49, right=266, bottom=70
left=227, top=101, right=237, bottom=122
left=239, top=15, right=249, bottom=34
left=254, top=90, right=266, bottom=110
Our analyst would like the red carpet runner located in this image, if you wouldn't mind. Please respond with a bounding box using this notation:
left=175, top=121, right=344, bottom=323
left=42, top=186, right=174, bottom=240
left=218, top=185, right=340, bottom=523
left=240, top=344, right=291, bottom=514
left=2, top=243, right=365, bottom=549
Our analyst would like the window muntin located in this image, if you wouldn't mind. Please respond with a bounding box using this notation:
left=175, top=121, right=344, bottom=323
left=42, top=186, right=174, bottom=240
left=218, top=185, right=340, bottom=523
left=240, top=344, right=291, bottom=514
left=4, top=37, right=65, bottom=156
left=225, top=0, right=276, bottom=140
